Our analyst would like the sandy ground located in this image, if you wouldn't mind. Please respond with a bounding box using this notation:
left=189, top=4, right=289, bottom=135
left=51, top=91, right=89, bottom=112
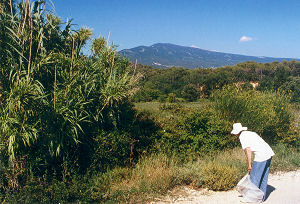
left=151, top=170, right=300, bottom=204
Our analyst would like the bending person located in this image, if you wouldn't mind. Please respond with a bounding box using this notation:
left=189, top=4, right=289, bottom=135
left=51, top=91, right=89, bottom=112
left=231, top=123, right=274, bottom=202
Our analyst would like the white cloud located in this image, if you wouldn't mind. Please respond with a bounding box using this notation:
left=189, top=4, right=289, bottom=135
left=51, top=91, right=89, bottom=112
left=239, top=36, right=253, bottom=42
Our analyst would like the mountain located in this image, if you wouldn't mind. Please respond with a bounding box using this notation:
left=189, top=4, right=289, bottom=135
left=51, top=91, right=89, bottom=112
left=119, top=43, right=298, bottom=68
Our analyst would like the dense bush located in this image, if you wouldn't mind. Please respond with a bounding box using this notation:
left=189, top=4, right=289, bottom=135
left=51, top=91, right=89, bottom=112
left=90, top=110, right=159, bottom=171
left=280, top=76, right=300, bottom=102
left=181, top=111, right=235, bottom=153
left=0, top=0, right=156, bottom=194
left=155, top=104, right=236, bottom=159
left=212, top=85, right=294, bottom=144
left=182, top=84, right=200, bottom=101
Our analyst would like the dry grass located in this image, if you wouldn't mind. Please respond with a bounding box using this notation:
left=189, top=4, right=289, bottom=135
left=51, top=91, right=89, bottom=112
left=105, top=144, right=300, bottom=203
left=134, top=100, right=211, bottom=113
left=201, top=162, right=239, bottom=191
left=132, top=155, right=175, bottom=193
left=109, top=154, right=176, bottom=202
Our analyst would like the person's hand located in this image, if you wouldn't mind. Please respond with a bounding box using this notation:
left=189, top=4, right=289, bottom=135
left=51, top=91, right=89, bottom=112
left=248, top=166, right=252, bottom=172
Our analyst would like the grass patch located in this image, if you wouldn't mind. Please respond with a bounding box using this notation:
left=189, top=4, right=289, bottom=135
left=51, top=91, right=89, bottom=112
left=201, top=162, right=239, bottom=191
left=106, top=154, right=177, bottom=203
left=134, top=101, right=162, bottom=113
left=104, top=144, right=300, bottom=202
left=134, top=100, right=211, bottom=113
left=271, top=143, right=300, bottom=172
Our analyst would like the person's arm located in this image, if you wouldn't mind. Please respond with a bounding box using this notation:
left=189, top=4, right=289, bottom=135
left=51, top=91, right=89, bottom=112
left=244, top=147, right=252, bottom=172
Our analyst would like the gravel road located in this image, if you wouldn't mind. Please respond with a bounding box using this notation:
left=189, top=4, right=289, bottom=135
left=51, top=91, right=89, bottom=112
left=152, top=170, right=300, bottom=204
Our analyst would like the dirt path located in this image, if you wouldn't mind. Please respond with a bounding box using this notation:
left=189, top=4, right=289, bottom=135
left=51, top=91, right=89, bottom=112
left=152, top=170, right=300, bottom=204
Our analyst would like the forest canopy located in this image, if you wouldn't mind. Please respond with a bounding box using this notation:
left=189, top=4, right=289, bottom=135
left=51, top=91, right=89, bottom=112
left=133, top=60, right=300, bottom=103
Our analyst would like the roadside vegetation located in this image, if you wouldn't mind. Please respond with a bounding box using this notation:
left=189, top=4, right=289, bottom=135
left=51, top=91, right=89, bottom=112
left=0, top=0, right=300, bottom=203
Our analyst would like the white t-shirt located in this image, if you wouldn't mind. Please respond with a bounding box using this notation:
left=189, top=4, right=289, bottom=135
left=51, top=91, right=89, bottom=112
left=239, top=131, right=275, bottom=162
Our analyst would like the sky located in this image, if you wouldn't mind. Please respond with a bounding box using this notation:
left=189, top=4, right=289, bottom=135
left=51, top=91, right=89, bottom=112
left=51, top=0, right=300, bottom=58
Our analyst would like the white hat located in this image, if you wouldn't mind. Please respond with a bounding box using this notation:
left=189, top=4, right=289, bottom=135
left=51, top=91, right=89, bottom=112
left=231, top=123, right=247, bottom=135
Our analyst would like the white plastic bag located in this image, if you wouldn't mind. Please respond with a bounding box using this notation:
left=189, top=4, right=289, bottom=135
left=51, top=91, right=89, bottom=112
left=237, top=173, right=264, bottom=203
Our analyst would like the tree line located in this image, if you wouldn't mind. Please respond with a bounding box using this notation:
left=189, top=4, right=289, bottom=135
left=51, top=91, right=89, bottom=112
left=133, top=60, right=300, bottom=102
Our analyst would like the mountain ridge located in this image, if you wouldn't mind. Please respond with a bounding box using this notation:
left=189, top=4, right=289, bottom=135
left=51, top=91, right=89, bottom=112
left=119, top=43, right=298, bottom=68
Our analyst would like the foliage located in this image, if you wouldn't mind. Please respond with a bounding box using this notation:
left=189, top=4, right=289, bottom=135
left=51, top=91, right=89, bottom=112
left=182, top=84, right=200, bottom=101
left=167, top=93, right=176, bottom=103
left=280, top=76, right=300, bottom=102
left=212, top=85, right=293, bottom=144
left=133, top=60, right=300, bottom=102
left=90, top=109, right=159, bottom=171
left=149, top=102, right=237, bottom=159
left=180, top=110, right=235, bottom=153
left=0, top=0, right=146, bottom=189
left=201, top=162, right=239, bottom=191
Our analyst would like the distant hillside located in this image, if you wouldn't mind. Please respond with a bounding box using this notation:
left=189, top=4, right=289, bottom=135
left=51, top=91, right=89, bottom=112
left=119, top=43, right=298, bottom=68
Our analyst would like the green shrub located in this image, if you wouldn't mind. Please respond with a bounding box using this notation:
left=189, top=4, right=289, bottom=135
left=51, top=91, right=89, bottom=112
left=91, top=131, right=132, bottom=171
left=181, top=110, right=235, bottom=153
left=212, top=85, right=293, bottom=144
left=133, top=88, right=161, bottom=102
left=154, top=102, right=236, bottom=159
left=90, top=110, right=159, bottom=171
left=182, top=84, right=200, bottom=102
left=167, top=93, right=177, bottom=103
left=201, top=162, right=239, bottom=191
left=280, top=76, right=300, bottom=102
left=158, top=95, right=167, bottom=102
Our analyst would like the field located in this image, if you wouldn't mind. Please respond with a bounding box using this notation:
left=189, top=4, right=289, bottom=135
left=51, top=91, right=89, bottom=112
left=134, top=100, right=210, bottom=112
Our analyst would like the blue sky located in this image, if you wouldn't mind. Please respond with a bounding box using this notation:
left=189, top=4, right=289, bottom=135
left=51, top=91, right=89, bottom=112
left=51, top=0, right=300, bottom=58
